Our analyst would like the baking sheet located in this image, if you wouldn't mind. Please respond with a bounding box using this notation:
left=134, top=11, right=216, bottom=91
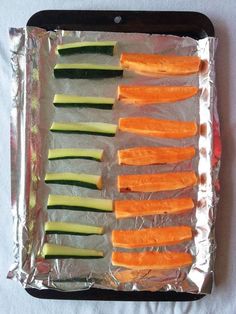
left=8, top=27, right=220, bottom=294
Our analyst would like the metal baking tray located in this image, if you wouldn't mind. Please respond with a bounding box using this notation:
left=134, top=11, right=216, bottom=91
left=25, top=10, right=214, bottom=301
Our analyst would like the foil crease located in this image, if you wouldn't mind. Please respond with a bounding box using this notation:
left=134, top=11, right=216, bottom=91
left=8, top=27, right=220, bottom=294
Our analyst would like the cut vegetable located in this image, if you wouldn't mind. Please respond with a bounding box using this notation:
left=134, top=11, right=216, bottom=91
left=117, top=171, right=197, bottom=193
left=45, top=221, right=104, bottom=235
left=57, top=41, right=117, bottom=56
left=53, top=94, right=115, bottom=109
left=118, top=146, right=195, bottom=165
left=50, top=122, right=117, bottom=137
left=45, top=172, right=102, bottom=189
left=48, top=148, right=104, bottom=161
left=47, top=194, right=113, bottom=212
left=120, top=53, right=201, bottom=76
left=42, top=243, right=103, bottom=259
left=54, top=63, right=123, bottom=79
left=112, top=226, right=192, bottom=248
left=119, top=117, right=197, bottom=139
left=114, top=198, right=194, bottom=218
left=112, top=251, right=193, bottom=270
left=118, top=85, right=198, bottom=105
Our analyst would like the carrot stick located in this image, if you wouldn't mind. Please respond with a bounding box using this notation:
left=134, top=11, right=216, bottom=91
left=118, top=146, right=195, bottom=165
left=112, top=226, right=192, bottom=248
left=115, top=198, right=194, bottom=219
left=112, top=251, right=193, bottom=270
left=118, top=85, right=198, bottom=105
left=119, top=117, right=198, bottom=139
left=120, top=53, right=201, bottom=76
left=117, top=171, right=197, bottom=193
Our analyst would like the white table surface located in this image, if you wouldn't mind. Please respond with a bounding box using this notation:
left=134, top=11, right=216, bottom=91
left=0, top=1, right=235, bottom=313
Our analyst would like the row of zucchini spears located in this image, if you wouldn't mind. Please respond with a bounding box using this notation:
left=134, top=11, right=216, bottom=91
left=43, top=42, right=118, bottom=260
left=42, top=40, right=201, bottom=272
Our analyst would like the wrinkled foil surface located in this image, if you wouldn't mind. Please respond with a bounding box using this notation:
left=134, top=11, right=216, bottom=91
left=8, top=27, right=221, bottom=294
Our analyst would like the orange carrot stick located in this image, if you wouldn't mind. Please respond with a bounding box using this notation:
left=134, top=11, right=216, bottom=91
left=112, top=226, right=192, bottom=248
left=118, top=85, right=198, bottom=105
left=114, top=198, right=194, bottom=219
left=118, top=146, right=195, bottom=165
left=117, top=171, right=197, bottom=193
left=120, top=53, right=201, bottom=76
left=112, top=251, right=193, bottom=270
left=119, top=117, right=198, bottom=139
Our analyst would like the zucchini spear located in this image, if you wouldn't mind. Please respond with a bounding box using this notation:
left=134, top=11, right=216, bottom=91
left=45, top=221, right=104, bottom=236
left=45, top=172, right=102, bottom=189
left=42, top=243, right=104, bottom=259
left=50, top=122, right=117, bottom=137
left=47, top=194, right=113, bottom=212
left=57, top=41, right=117, bottom=56
left=53, top=94, right=115, bottom=110
left=54, top=63, right=123, bottom=79
left=48, top=148, right=104, bottom=161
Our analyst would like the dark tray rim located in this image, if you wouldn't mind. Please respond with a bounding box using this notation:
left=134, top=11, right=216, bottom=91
left=27, top=10, right=214, bottom=38
left=26, top=9, right=214, bottom=302
left=26, top=287, right=205, bottom=301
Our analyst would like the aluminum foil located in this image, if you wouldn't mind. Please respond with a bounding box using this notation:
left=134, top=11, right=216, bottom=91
left=8, top=27, right=221, bottom=294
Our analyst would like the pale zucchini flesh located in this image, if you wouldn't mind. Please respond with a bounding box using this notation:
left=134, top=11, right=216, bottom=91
left=57, top=41, right=117, bottom=56
left=50, top=122, right=117, bottom=137
left=54, top=63, right=123, bottom=79
left=42, top=243, right=104, bottom=259
left=45, top=221, right=104, bottom=235
left=47, top=194, right=113, bottom=212
left=48, top=148, right=104, bottom=161
left=45, top=172, right=102, bottom=189
left=53, top=94, right=115, bottom=109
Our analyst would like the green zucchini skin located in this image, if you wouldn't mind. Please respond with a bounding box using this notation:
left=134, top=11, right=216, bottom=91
left=54, top=68, right=123, bottom=79
left=54, top=102, right=113, bottom=109
left=58, top=46, right=114, bottom=56
left=50, top=130, right=116, bottom=137
left=45, top=180, right=98, bottom=190
left=47, top=205, right=111, bottom=212
left=44, top=255, right=104, bottom=259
